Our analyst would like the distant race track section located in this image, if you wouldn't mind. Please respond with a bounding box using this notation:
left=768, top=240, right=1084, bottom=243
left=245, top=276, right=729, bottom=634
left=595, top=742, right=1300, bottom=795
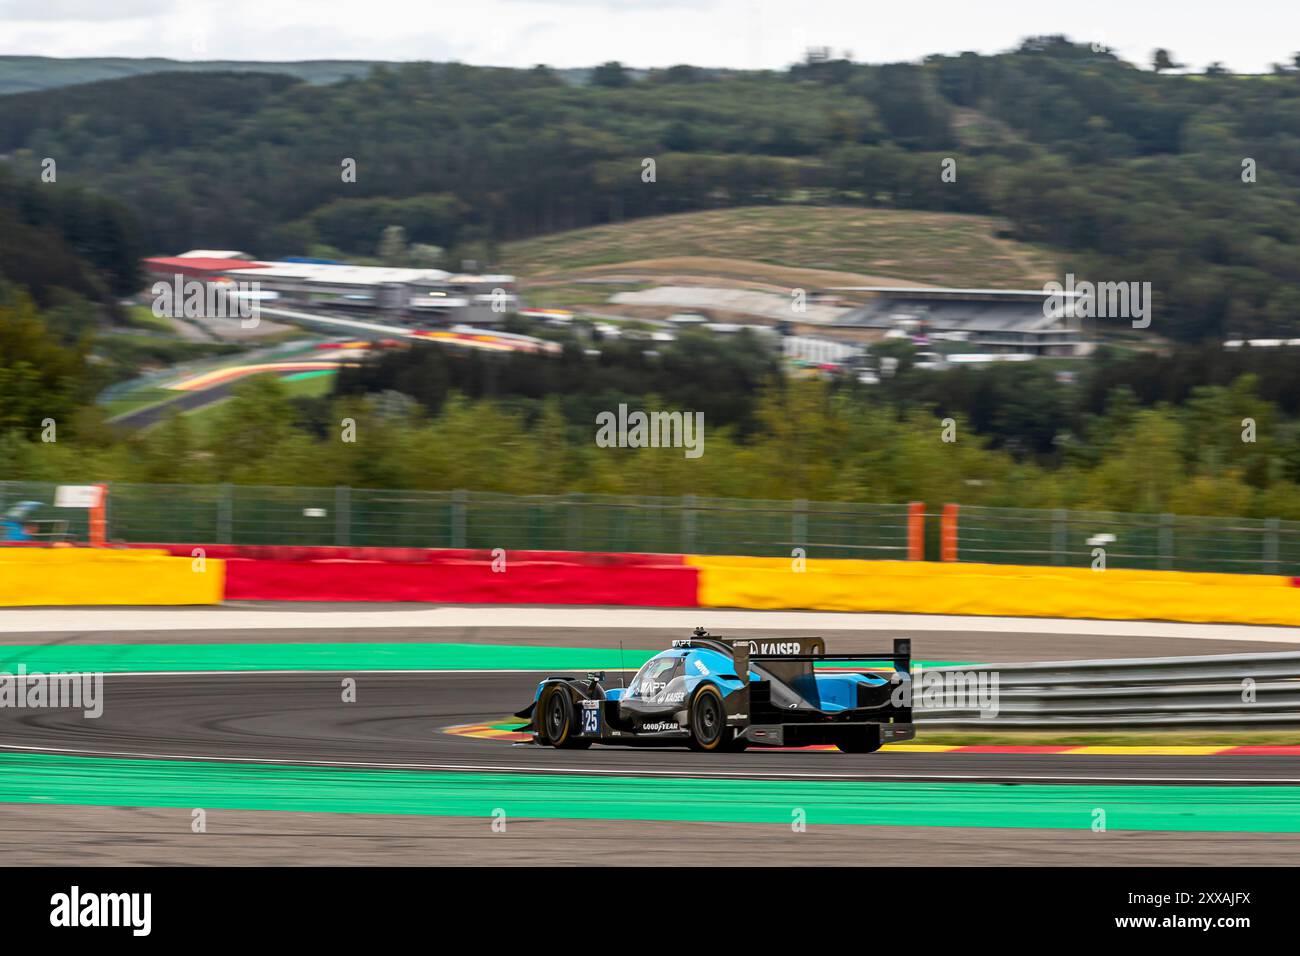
left=688, top=556, right=1300, bottom=626
left=0, top=548, right=224, bottom=607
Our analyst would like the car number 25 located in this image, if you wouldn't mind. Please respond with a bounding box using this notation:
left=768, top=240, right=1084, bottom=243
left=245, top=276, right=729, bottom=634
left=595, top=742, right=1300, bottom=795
left=581, top=703, right=601, bottom=734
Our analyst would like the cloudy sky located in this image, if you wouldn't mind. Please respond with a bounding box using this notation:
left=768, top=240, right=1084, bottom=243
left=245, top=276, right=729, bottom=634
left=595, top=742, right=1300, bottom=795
left=3, top=0, right=1297, bottom=74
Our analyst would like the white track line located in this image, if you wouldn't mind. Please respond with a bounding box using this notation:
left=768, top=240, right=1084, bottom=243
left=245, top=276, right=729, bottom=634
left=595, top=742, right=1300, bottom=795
left=2, top=605, right=1299, bottom=643
left=1, top=743, right=1297, bottom=784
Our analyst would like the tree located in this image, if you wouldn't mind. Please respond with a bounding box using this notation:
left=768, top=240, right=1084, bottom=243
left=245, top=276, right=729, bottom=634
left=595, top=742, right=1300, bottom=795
left=376, top=225, right=408, bottom=264
left=207, top=377, right=300, bottom=480
left=591, top=62, right=630, bottom=88
left=652, top=65, right=704, bottom=84
left=0, top=287, right=91, bottom=439
left=407, top=243, right=445, bottom=268
left=1152, top=49, right=1181, bottom=73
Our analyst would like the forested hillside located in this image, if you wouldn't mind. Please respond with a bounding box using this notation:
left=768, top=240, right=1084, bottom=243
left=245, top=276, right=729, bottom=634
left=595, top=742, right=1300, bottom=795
left=9, top=350, right=1300, bottom=523
left=0, top=165, right=141, bottom=310
left=4, top=37, right=1300, bottom=339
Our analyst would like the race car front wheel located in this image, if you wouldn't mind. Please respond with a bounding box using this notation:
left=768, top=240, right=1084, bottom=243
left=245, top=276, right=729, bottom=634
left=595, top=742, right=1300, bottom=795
left=687, top=685, right=726, bottom=752
left=538, top=686, right=591, bottom=749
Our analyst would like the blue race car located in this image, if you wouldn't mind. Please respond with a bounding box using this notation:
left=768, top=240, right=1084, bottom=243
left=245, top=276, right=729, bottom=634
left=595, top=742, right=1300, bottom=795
left=516, top=628, right=913, bottom=753
left=0, top=501, right=44, bottom=543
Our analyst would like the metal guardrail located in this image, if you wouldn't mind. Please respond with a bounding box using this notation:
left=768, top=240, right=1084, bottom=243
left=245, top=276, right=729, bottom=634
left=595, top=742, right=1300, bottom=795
left=917, top=651, right=1300, bottom=728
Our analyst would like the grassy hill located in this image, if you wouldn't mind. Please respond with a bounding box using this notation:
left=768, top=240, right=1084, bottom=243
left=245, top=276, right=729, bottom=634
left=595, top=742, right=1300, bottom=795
left=0, top=57, right=382, bottom=95
left=502, top=206, right=1059, bottom=290
left=0, top=57, right=609, bottom=96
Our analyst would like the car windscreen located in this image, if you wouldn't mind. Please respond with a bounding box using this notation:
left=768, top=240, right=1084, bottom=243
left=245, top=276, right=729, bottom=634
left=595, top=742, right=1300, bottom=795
left=627, top=656, right=680, bottom=700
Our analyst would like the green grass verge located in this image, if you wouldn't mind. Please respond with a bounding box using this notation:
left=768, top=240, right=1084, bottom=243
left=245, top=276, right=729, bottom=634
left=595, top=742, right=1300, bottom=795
left=278, top=369, right=336, bottom=396
left=101, top=386, right=177, bottom=420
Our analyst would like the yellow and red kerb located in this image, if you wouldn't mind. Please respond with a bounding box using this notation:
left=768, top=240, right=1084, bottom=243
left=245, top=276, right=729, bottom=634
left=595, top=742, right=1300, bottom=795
left=440, top=722, right=1300, bottom=755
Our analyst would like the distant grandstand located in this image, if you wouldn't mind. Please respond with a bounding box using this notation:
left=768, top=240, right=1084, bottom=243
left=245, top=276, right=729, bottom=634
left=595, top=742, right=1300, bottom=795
left=830, top=287, right=1086, bottom=357
left=142, top=250, right=516, bottom=326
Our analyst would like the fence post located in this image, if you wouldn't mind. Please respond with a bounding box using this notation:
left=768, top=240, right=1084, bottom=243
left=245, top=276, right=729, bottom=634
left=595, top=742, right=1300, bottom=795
left=907, top=502, right=924, bottom=560
left=335, top=486, right=350, bottom=548
left=1158, top=513, right=1174, bottom=570
left=90, top=482, right=108, bottom=546
left=218, top=484, right=233, bottom=545
left=1265, top=517, right=1280, bottom=574
left=940, top=504, right=959, bottom=561
left=451, top=489, right=467, bottom=549
left=793, top=499, right=808, bottom=555
left=681, top=494, right=697, bottom=555
left=1052, top=509, right=1066, bottom=565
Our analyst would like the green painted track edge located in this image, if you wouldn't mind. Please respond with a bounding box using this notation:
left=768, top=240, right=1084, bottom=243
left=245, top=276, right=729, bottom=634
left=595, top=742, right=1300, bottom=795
left=0, top=643, right=964, bottom=673
left=2, top=752, right=1299, bottom=832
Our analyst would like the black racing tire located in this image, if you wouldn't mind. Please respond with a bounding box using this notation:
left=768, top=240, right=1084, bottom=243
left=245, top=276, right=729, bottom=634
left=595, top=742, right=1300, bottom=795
left=539, top=686, right=576, bottom=748
left=687, top=684, right=727, bottom=752
left=835, top=726, right=883, bottom=754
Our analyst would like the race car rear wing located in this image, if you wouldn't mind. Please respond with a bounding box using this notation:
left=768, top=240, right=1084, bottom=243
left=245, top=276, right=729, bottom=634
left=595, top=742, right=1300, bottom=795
left=730, top=637, right=912, bottom=682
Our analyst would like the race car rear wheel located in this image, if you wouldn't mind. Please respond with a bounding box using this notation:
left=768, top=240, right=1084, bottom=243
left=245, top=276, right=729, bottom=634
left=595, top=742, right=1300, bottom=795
left=687, top=684, right=726, bottom=752
left=835, top=727, right=883, bottom=754
left=538, top=686, right=591, bottom=749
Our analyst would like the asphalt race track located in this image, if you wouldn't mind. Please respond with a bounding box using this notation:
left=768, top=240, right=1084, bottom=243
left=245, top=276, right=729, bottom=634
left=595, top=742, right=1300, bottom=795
left=3, top=671, right=1300, bottom=784
left=3, top=609, right=1300, bottom=864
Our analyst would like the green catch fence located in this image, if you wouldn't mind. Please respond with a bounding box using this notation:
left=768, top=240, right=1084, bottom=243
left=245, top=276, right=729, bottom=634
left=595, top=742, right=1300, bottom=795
left=952, top=505, right=1300, bottom=575
left=0, top=482, right=912, bottom=559
left=3, top=481, right=1299, bottom=573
